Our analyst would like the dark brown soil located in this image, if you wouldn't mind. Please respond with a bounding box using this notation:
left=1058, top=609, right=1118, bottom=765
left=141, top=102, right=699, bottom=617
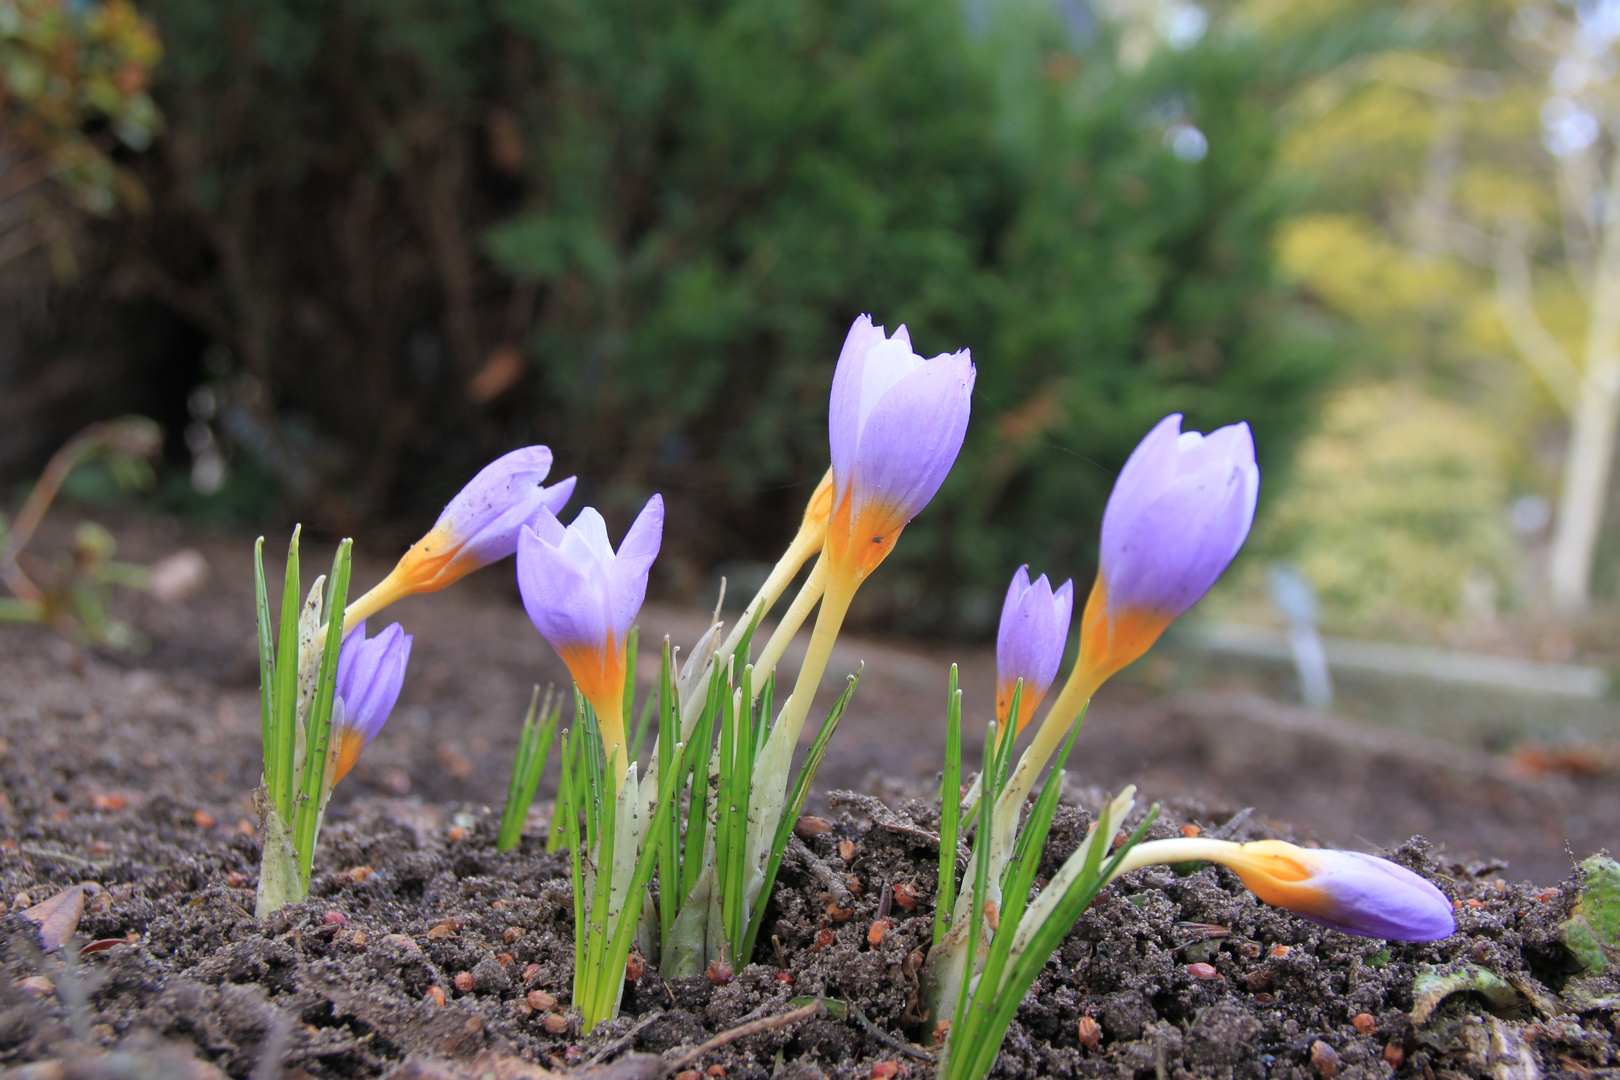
left=1, top=511, right=1617, bottom=1078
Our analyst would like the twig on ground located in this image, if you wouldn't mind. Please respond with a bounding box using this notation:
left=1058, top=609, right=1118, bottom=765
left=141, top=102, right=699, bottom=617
left=826, top=791, right=941, bottom=847
left=663, top=1001, right=824, bottom=1074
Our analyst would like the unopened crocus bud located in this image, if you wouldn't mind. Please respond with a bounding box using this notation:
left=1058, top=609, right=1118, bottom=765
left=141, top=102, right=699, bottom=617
left=332, top=620, right=412, bottom=784
left=1112, top=837, right=1454, bottom=942
left=345, top=447, right=576, bottom=629
left=826, top=316, right=975, bottom=587
left=1076, top=414, right=1257, bottom=697
left=996, top=566, right=1073, bottom=733
left=516, top=496, right=663, bottom=783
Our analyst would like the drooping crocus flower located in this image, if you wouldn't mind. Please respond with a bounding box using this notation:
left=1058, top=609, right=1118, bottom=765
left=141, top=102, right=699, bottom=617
left=344, top=447, right=577, bottom=630
left=1110, top=837, right=1455, bottom=941
left=332, top=620, right=412, bottom=784
left=825, top=316, right=976, bottom=587
left=516, top=496, right=663, bottom=782
left=1075, top=414, right=1258, bottom=700
left=996, top=566, right=1074, bottom=734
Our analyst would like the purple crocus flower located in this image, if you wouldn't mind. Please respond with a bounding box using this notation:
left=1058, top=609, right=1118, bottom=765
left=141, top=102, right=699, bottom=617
left=825, top=316, right=975, bottom=585
left=516, top=495, right=663, bottom=779
left=996, top=566, right=1074, bottom=733
left=1220, top=840, right=1456, bottom=941
left=346, top=446, right=577, bottom=627
left=1072, top=414, right=1258, bottom=698
left=332, top=620, right=412, bottom=783
left=1115, top=837, right=1455, bottom=941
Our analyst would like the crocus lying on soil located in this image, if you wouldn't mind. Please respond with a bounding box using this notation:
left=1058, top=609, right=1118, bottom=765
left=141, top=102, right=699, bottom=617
left=1110, top=837, right=1457, bottom=941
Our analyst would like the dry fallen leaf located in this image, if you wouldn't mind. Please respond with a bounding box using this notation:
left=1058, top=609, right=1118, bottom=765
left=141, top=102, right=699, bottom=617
left=22, top=884, right=85, bottom=953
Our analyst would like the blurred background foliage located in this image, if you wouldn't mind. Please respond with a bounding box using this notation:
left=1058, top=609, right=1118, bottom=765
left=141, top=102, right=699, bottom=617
left=2, top=0, right=1612, bottom=644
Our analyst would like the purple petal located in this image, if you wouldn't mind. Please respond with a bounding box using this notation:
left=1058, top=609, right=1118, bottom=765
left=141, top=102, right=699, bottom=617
left=335, top=621, right=412, bottom=746
left=846, top=348, right=975, bottom=527
left=996, top=569, right=1074, bottom=699
left=1100, top=418, right=1259, bottom=617
left=606, top=495, right=663, bottom=643
left=433, top=446, right=569, bottom=568
left=1303, top=851, right=1455, bottom=941
left=517, top=523, right=611, bottom=653
left=828, top=315, right=888, bottom=487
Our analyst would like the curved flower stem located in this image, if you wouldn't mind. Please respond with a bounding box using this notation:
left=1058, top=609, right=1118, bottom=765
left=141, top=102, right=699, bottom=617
left=752, top=554, right=828, bottom=686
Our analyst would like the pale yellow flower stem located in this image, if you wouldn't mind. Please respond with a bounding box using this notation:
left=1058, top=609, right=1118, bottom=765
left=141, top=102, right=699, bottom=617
left=1104, top=838, right=1236, bottom=882
left=752, top=554, right=829, bottom=687
left=716, top=526, right=825, bottom=670
left=767, top=567, right=857, bottom=751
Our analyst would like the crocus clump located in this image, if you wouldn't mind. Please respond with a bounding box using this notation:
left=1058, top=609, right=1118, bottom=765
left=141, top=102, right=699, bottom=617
left=1075, top=414, right=1258, bottom=698
left=996, top=566, right=1073, bottom=733
left=1110, top=837, right=1456, bottom=941
left=345, top=446, right=576, bottom=629
left=825, top=316, right=975, bottom=588
left=516, top=496, right=663, bottom=781
left=331, top=620, right=412, bottom=784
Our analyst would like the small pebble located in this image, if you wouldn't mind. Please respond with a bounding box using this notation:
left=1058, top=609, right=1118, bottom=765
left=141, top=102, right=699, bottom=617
left=1351, top=1013, right=1376, bottom=1035
left=527, top=990, right=558, bottom=1011
left=795, top=816, right=833, bottom=838
left=838, top=840, right=855, bottom=861
left=226, top=872, right=248, bottom=888
left=1383, top=1042, right=1405, bottom=1069
left=542, top=1013, right=569, bottom=1035
left=346, top=866, right=373, bottom=883
left=14, top=975, right=54, bottom=997
left=504, top=926, right=523, bottom=943
left=1076, top=1015, right=1102, bottom=1050
left=523, top=963, right=541, bottom=982
left=869, top=1062, right=899, bottom=1079
left=447, top=826, right=470, bottom=843
left=892, top=882, right=920, bottom=911
left=1186, top=963, right=1220, bottom=980
left=814, top=928, right=835, bottom=950
left=1180, top=823, right=1201, bottom=837
left=322, top=911, right=348, bottom=926
left=705, top=960, right=735, bottom=986
left=496, top=952, right=514, bottom=967
left=1310, top=1039, right=1339, bottom=1079
left=426, top=919, right=459, bottom=940
left=826, top=901, right=854, bottom=923
left=1238, top=942, right=1261, bottom=958
left=382, top=934, right=419, bottom=951
left=454, top=971, right=475, bottom=994
left=867, top=919, right=892, bottom=947
left=625, top=953, right=645, bottom=982
left=1269, top=944, right=1291, bottom=958
left=775, top=972, right=794, bottom=984
left=425, top=985, right=446, bottom=1007
left=705, top=1067, right=726, bottom=1079
left=192, top=809, right=216, bottom=828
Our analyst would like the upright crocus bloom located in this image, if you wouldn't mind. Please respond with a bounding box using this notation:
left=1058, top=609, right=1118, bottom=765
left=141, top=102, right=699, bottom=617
left=331, top=620, right=412, bottom=784
left=1110, top=838, right=1455, bottom=941
left=996, top=566, right=1074, bottom=734
left=516, top=496, right=663, bottom=782
left=344, top=447, right=577, bottom=630
left=1075, top=414, right=1258, bottom=700
left=826, top=316, right=976, bottom=588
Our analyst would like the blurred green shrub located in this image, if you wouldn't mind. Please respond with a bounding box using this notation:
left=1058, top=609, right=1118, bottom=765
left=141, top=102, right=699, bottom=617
left=124, top=0, right=1357, bottom=628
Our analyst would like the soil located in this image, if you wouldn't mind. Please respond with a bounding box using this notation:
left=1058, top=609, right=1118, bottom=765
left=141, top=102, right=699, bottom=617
left=1, top=511, right=1617, bottom=1078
